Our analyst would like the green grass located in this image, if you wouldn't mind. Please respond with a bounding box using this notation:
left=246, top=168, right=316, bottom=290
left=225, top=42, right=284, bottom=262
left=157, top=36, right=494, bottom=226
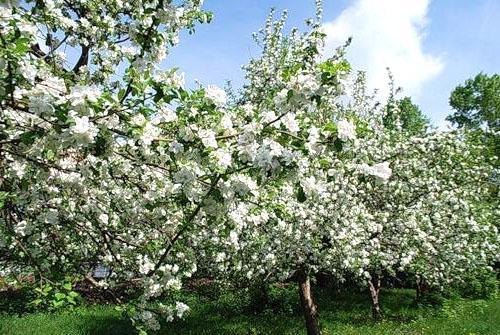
left=0, top=287, right=499, bottom=335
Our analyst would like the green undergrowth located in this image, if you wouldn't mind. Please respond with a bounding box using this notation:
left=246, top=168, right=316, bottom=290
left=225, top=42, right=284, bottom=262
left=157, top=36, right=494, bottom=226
left=0, top=286, right=498, bottom=335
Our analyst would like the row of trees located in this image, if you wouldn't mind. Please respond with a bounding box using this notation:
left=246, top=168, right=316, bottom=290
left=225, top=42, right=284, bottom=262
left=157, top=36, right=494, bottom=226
left=0, top=1, right=498, bottom=334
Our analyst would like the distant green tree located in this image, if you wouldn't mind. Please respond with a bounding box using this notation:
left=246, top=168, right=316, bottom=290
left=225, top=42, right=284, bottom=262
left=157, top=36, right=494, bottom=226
left=447, top=73, right=499, bottom=131
left=384, top=97, right=430, bottom=136
left=447, top=73, right=499, bottom=160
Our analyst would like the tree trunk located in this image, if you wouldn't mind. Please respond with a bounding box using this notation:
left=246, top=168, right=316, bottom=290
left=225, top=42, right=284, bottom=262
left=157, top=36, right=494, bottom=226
left=298, top=270, right=321, bottom=335
left=368, top=275, right=382, bottom=320
left=415, top=277, right=428, bottom=302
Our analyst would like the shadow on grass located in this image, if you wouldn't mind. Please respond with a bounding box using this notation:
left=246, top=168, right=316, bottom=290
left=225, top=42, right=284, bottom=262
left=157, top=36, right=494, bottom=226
left=0, top=306, right=134, bottom=335
left=72, top=314, right=134, bottom=335
left=317, top=287, right=427, bottom=326
left=6, top=286, right=488, bottom=335
left=164, top=287, right=424, bottom=335
left=0, top=288, right=31, bottom=315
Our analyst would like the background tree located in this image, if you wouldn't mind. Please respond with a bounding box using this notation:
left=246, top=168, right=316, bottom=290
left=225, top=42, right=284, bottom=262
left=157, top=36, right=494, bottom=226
left=447, top=73, right=499, bottom=160
left=383, top=97, right=430, bottom=136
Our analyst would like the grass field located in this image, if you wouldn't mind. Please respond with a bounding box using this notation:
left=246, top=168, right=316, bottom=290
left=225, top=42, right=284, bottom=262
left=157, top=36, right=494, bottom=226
left=0, top=287, right=498, bottom=335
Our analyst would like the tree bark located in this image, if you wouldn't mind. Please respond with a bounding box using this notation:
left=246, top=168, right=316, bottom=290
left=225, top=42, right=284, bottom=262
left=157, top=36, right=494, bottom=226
left=297, top=270, right=321, bottom=335
left=368, top=275, right=382, bottom=320
left=73, top=44, right=89, bottom=73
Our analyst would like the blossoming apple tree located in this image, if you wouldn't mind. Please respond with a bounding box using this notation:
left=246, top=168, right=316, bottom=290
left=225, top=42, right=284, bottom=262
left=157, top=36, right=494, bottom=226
left=0, top=0, right=239, bottom=331
left=348, top=120, right=498, bottom=319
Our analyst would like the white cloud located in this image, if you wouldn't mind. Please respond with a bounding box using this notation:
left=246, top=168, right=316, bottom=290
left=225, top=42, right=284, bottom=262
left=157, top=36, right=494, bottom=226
left=322, top=0, right=444, bottom=99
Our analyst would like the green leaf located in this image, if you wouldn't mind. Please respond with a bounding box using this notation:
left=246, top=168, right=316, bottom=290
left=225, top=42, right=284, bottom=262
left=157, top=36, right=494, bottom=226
left=65, top=296, right=76, bottom=305
left=68, top=291, right=79, bottom=298
left=62, top=283, right=72, bottom=291
left=31, top=299, right=43, bottom=306
left=319, top=59, right=351, bottom=85
left=319, top=159, right=330, bottom=169
left=55, top=108, right=68, bottom=122
left=14, top=37, right=30, bottom=54
left=323, top=122, right=337, bottom=133
left=45, top=149, right=55, bottom=161
left=52, top=300, right=64, bottom=308
left=0, top=191, right=9, bottom=209
left=54, top=292, right=66, bottom=300
left=319, top=59, right=350, bottom=75
left=20, top=130, right=41, bottom=145
left=117, top=88, right=126, bottom=101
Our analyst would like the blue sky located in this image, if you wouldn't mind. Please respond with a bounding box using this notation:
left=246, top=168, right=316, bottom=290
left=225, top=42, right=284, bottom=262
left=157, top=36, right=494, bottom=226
left=165, top=0, right=500, bottom=127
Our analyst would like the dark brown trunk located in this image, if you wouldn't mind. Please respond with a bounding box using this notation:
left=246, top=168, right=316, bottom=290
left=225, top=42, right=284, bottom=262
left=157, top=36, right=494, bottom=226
left=298, top=270, right=321, bottom=335
left=368, top=275, right=382, bottom=320
left=415, top=277, right=428, bottom=302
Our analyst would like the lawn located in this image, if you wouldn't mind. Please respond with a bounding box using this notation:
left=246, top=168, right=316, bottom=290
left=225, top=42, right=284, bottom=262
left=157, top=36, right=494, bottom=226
left=0, top=287, right=498, bottom=335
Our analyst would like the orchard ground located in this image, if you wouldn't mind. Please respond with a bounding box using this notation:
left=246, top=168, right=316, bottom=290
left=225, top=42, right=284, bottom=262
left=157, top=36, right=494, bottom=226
left=1, top=285, right=499, bottom=335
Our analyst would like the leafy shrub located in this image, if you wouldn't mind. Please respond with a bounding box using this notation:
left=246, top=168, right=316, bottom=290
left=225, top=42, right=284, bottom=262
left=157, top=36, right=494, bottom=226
left=415, top=270, right=498, bottom=307
left=447, top=269, right=498, bottom=300
left=417, top=290, right=447, bottom=306
left=266, top=284, right=299, bottom=315
left=441, top=298, right=489, bottom=319
left=245, top=282, right=299, bottom=315
left=29, top=277, right=83, bottom=312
